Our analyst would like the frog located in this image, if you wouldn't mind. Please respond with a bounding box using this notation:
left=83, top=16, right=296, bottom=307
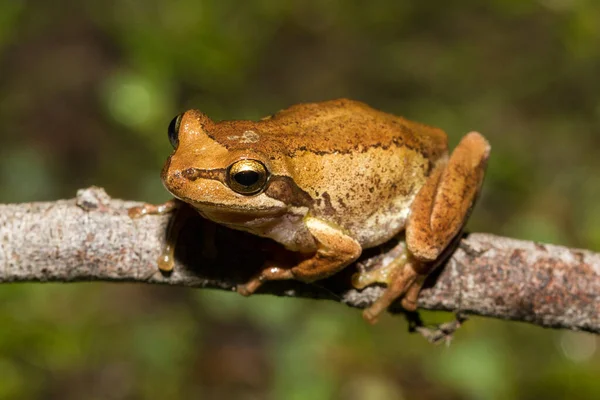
left=130, top=99, right=490, bottom=323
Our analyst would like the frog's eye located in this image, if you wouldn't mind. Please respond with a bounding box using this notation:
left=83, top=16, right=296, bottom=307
left=168, top=113, right=183, bottom=148
left=227, top=159, right=269, bottom=195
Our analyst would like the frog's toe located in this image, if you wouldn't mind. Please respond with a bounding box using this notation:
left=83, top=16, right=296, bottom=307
left=400, top=296, right=418, bottom=312
left=400, top=274, right=427, bottom=311
left=236, top=282, right=258, bottom=297
left=362, top=308, right=380, bottom=325
left=157, top=251, right=175, bottom=273
left=128, top=206, right=146, bottom=219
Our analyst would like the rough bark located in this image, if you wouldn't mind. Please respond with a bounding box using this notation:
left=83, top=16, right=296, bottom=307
left=0, top=187, right=598, bottom=334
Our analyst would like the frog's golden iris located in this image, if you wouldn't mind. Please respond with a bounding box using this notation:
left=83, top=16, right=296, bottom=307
left=227, top=159, right=269, bottom=196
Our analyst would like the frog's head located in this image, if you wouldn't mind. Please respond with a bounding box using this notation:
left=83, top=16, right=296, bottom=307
left=161, top=110, right=311, bottom=225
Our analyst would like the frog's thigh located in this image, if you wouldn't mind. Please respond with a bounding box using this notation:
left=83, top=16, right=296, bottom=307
left=406, top=131, right=490, bottom=262
left=290, top=217, right=362, bottom=282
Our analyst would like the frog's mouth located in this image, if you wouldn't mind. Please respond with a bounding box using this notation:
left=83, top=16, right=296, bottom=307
left=181, top=197, right=286, bottom=216
left=195, top=205, right=289, bottom=226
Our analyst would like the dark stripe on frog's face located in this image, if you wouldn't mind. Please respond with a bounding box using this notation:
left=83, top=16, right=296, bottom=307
left=181, top=167, right=314, bottom=208
left=181, top=167, right=227, bottom=182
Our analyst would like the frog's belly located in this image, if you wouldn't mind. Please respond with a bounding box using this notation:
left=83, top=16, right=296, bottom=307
left=347, top=195, right=413, bottom=249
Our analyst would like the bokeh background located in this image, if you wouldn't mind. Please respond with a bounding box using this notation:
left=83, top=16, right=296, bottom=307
left=1, top=1, right=599, bottom=399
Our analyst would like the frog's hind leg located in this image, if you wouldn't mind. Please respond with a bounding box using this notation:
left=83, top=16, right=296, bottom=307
left=362, top=132, right=490, bottom=323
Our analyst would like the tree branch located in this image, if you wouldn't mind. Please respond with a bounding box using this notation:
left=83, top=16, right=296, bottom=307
left=0, top=187, right=598, bottom=334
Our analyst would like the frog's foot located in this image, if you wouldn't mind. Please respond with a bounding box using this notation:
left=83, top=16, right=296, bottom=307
left=129, top=199, right=186, bottom=274
left=351, top=243, right=407, bottom=290
left=363, top=262, right=426, bottom=324
left=353, top=252, right=429, bottom=324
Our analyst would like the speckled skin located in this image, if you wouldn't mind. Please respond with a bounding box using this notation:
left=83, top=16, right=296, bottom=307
left=160, top=99, right=490, bottom=321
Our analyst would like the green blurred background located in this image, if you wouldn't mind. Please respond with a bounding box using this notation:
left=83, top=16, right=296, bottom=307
left=1, top=1, right=599, bottom=399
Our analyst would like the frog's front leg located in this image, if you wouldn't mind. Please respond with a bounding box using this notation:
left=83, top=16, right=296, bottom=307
left=362, top=132, right=490, bottom=323
left=128, top=199, right=180, bottom=218
left=128, top=199, right=185, bottom=273
left=237, top=217, right=362, bottom=296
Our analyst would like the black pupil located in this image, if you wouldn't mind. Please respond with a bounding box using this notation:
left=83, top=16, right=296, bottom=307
left=234, top=170, right=260, bottom=187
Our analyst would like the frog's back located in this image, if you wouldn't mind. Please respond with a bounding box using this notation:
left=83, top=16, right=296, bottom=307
left=259, top=99, right=447, bottom=159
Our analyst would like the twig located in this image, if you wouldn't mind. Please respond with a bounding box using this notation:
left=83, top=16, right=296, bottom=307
left=0, top=187, right=598, bottom=334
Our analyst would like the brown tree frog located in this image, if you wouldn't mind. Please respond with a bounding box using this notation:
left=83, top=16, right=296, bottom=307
left=130, top=99, right=490, bottom=323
